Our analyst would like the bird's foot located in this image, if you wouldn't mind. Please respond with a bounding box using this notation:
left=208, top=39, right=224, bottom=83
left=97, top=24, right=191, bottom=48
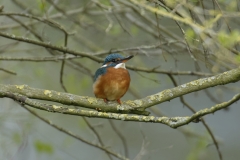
left=103, top=99, right=108, bottom=103
left=117, top=99, right=122, bottom=104
left=103, top=98, right=122, bottom=105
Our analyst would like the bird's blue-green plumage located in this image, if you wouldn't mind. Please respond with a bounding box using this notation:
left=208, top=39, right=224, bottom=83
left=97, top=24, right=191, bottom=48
left=94, top=63, right=117, bottom=82
left=94, top=53, right=128, bottom=82
left=103, top=53, right=124, bottom=65
left=94, top=54, right=124, bottom=82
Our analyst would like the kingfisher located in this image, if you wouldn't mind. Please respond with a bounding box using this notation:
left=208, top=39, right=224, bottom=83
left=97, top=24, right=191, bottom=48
left=93, top=53, right=133, bottom=104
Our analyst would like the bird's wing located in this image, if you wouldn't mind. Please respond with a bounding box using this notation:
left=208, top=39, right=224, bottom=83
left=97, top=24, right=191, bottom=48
left=94, top=67, right=106, bottom=82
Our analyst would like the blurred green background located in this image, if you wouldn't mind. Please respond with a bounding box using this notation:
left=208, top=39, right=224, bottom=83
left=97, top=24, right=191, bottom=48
left=0, top=0, right=240, bottom=160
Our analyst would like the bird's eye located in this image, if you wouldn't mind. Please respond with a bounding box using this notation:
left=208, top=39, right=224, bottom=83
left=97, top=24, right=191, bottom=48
left=112, top=59, right=117, bottom=62
left=112, top=58, right=121, bottom=63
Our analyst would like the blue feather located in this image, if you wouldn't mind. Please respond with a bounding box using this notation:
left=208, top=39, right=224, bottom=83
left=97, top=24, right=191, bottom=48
left=103, top=53, right=124, bottom=65
left=94, top=63, right=117, bottom=82
left=94, top=53, right=127, bottom=82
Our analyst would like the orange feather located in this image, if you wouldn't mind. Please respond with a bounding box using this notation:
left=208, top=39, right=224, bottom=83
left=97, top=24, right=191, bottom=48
left=93, top=67, right=130, bottom=101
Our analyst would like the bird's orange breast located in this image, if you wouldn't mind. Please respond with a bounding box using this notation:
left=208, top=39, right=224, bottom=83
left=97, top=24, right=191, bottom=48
left=93, top=67, right=130, bottom=101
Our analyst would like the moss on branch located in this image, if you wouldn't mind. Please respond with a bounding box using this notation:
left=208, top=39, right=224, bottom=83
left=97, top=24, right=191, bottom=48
left=0, top=67, right=239, bottom=126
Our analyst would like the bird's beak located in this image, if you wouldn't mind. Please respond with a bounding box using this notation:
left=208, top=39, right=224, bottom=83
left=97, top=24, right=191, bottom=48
left=121, top=55, right=134, bottom=63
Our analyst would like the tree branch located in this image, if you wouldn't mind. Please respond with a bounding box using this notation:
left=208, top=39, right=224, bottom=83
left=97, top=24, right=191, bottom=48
left=0, top=84, right=149, bottom=115
left=0, top=31, right=213, bottom=76
left=19, top=104, right=127, bottom=160
left=0, top=67, right=239, bottom=116
left=0, top=68, right=17, bottom=75
left=1, top=89, right=239, bottom=128
left=139, top=66, right=240, bottom=109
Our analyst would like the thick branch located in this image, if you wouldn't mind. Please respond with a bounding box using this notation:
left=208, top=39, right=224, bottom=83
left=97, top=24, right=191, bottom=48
left=1, top=91, right=239, bottom=128
left=139, top=66, right=240, bottom=109
left=0, top=67, right=239, bottom=114
left=0, top=84, right=149, bottom=115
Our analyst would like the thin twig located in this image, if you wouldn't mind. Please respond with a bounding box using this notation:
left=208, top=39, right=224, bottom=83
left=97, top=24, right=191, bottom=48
left=0, top=55, right=79, bottom=61
left=109, top=120, right=129, bottom=157
left=154, top=4, right=167, bottom=62
left=19, top=104, right=127, bottom=160
left=0, top=31, right=212, bottom=76
left=0, top=68, right=17, bottom=75
left=167, top=74, right=223, bottom=160
left=83, top=117, right=113, bottom=160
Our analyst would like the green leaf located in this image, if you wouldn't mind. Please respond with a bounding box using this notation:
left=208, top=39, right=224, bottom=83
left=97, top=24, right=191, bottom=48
left=226, top=1, right=237, bottom=11
left=165, top=0, right=177, bottom=7
left=185, top=28, right=196, bottom=44
left=236, top=55, right=240, bottom=62
left=186, top=136, right=208, bottom=160
left=217, top=30, right=240, bottom=47
left=109, top=25, right=122, bottom=36
left=34, top=140, right=53, bottom=154
left=37, top=0, right=46, bottom=12
left=130, top=25, right=139, bottom=35
left=12, top=133, right=21, bottom=144
left=99, top=0, right=110, bottom=6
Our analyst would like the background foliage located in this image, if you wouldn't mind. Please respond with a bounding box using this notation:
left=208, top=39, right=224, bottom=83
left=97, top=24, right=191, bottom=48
left=0, top=0, right=240, bottom=160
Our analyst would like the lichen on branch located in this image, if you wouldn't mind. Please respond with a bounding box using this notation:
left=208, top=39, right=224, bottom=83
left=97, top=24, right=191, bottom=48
left=0, top=67, right=239, bottom=126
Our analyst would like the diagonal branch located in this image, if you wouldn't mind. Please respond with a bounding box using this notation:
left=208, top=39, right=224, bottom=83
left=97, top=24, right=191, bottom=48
left=1, top=89, right=239, bottom=128
left=0, top=27, right=218, bottom=78
left=19, top=104, right=127, bottom=160
left=0, top=68, right=17, bottom=75
left=0, top=67, right=239, bottom=115
left=139, top=66, right=240, bottom=109
left=0, top=31, right=214, bottom=76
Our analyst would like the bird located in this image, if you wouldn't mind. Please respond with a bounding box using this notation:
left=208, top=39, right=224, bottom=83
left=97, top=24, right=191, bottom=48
left=93, top=53, right=133, bottom=104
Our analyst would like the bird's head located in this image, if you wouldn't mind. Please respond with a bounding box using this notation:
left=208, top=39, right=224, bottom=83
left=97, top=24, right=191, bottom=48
left=102, top=53, right=134, bottom=67
left=93, top=54, right=133, bottom=82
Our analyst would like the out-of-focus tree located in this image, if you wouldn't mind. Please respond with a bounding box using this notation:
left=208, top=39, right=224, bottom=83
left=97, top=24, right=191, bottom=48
left=0, top=0, right=240, bottom=160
